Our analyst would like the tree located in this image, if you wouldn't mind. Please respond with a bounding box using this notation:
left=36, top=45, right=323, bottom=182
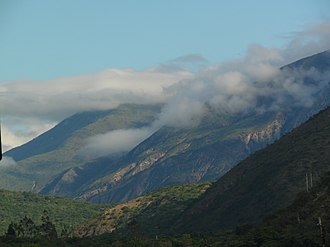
left=6, top=222, right=17, bottom=238
left=38, top=210, right=58, bottom=240
left=20, top=216, right=37, bottom=238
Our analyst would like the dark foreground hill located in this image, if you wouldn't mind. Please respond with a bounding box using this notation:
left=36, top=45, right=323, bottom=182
left=230, top=171, right=330, bottom=247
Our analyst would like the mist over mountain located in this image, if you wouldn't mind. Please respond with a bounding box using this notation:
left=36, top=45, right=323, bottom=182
left=1, top=47, right=329, bottom=204
left=35, top=50, right=330, bottom=203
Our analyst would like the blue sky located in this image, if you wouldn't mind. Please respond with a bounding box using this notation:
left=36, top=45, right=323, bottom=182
left=1, top=0, right=329, bottom=80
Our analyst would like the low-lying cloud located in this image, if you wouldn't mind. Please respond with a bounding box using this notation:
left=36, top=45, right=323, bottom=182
left=78, top=127, right=155, bottom=160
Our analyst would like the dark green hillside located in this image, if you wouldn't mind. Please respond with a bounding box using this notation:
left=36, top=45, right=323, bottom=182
left=175, top=106, right=330, bottom=232
left=202, top=172, right=330, bottom=247
left=74, top=182, right=211, bottom=237
left=0, top=189, right=105, bottom=235
left=246, top=172, right=330, bottom=246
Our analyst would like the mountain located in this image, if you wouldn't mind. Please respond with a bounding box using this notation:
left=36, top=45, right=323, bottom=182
left=2, top=51, right=330, bottom=205
left=41, top=51, right=330, bottom=203
left=174, top=105, right=330, bottom=233
left=1, top=104, right=161, bottom=191
left=42, top=110, right=284, bottom=201
left=0, top=189, right=105, bottom=235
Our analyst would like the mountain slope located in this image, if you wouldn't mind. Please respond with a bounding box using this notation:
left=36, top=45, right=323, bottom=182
left=44, top=110, right=285, bottom=202
left=175, top=106, right=330, bottom=232
left=42, top=51, right=330, bottom=203
left=5, top=110, right=114, bottom=161
left=1, top=104, right=161, bottom=191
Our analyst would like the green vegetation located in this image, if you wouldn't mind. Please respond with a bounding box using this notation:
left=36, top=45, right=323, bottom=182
left=75, top=182, right=211, bottom=237
left=0, top=189, right=106, bottom=235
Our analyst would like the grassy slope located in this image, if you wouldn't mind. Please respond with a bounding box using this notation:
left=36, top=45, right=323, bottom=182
left=0, top=189, right=106, bottom=235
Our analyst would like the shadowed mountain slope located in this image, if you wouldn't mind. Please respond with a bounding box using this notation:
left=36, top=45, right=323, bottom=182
left=174, top=106, right=330, bottom=232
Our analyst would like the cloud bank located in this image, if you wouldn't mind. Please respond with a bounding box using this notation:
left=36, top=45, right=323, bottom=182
left=0, top=69, right=192, bottom=151
left=0, top=22, right=329, bottom=153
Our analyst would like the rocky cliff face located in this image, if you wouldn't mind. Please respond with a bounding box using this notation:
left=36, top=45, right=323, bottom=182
left=242, top=113, right=284, bottom=151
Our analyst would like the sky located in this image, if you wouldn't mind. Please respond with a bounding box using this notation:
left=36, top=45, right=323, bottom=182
left=0, top=0, right=330, bottom=154
left=1, top=0, right=329, bottom=80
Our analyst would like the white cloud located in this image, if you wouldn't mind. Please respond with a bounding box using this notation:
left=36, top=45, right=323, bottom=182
left=153, top=22, right=330, bottom=120
left=1, top=120, right=55, bottom=152
left=155, top=97, right=206, bottom=128
left=0, top=69, right=192, bottom=120
left=282, top=22, right=330, bottom=64
left=78, top=127, right=155, bottom=160
left=0, top=69, right=192, bottom=150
